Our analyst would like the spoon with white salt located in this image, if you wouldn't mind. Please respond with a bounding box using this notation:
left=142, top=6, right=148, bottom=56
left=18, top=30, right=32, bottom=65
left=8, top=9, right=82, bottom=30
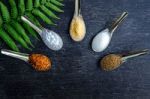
left=21, top=16, right=63, bottom=51
left=92, top=12, right=128, bottom=52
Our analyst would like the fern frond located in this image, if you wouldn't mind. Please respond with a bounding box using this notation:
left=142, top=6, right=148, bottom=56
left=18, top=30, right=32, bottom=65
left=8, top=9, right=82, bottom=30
left=25, top=12, right=41, bottom=27
left=18, top=0, right=25, bottom=16
left=41, top=0, right=47, bottom=5
left=0, top=2, right=10, bottom=23
left=45, top=2, right=64, bottom=12
left=0, top=28, right=19, bottom=51
left=9, top=0, right=18, bottom=19
left=26, top=0, right=33, bottom=11
left=32, top=9, right=56, bottom=25
left=50, top=0, right=64, bottom=6
left=4, top=24, right=31, bottom=50
left=34, top=0, right=40, bottom=8
left=0, top=16, right=3, bottom=27
left=40, top=5, right=60, bottom=19
left=10, top=20, right=34, bottom=47
left=22, top=22, right=39, bottom=40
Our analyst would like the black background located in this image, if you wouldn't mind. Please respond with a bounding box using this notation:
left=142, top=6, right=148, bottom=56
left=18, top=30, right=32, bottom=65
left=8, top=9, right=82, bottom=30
left=0, top=0, right=150, bottom=99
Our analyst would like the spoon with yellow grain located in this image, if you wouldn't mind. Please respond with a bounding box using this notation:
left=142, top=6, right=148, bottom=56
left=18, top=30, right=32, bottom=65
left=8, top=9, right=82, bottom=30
left=1, top=49, right=52, bottom=72
left=100, top=49, right=149, bottom=71
left=70, top=0, right=86, bottom=42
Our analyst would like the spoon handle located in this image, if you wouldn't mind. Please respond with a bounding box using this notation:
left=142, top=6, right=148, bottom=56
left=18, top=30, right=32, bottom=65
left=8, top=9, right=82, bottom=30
left=1, top=49, right=29, bottom=62
left=110, top=12, right=128, bottom=34
left=74, top=0, right=81, bottom=16
left=21, top=16, right=42, bottom=34
left=122, top=49, right=149, bottom=61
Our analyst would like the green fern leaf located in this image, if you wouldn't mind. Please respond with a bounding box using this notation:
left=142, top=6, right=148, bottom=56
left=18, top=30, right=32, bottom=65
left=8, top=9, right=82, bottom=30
left=0, top=28, right=19, bottom=51
left=34, top=0, right=40, bottom=8
left=0, top=0, right=64, bottom=51
left=45, top=2, right=64, bottom=12
left=0, top=2, right=10, bottom=23
left=26, top=0, right=33, bottom=11
left=32, top=9, right=56, bottom=25
left=49, top=0, right=64, bottom=6
left=18, top=0, right=25, bottom=15
left=0, top=16, right=3, bottom=27
left=9, top=0, right=18, bottom=19
left=40, top=5, right=60, bottom=19
left=4, top=24, right=31, bottom=50
left=25, top=12, right=42, bottom=27
left=10, top=20, right=34, bottom=47
left=22, top=22, right=39, bottom=40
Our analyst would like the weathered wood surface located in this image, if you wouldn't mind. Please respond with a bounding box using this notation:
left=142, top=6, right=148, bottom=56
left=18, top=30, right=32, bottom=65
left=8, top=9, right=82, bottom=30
left=0, top=0, right=150, bottom=99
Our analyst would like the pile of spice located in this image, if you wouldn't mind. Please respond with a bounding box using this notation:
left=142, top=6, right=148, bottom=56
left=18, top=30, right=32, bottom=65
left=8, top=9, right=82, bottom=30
left=29, top=54, right=52, bottom=71
left=101, top=54, right=122, bottom=71
left=70, top=16, right=86, bottom=41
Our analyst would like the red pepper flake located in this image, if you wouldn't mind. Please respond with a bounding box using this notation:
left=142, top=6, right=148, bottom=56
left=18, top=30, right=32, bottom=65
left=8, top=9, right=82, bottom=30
left=29, top=54, right=52, bottom=71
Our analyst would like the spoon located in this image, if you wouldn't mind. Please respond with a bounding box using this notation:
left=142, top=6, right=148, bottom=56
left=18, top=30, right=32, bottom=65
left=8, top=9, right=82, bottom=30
left=21, top=16, right=63, bottom=51
left=69, top=0, right=86, bottom=42
left=1, top=49, right=52, bottom=71
left=92, top=12, right=128, bottom=52
left=101, top=49, right=149, bottom=71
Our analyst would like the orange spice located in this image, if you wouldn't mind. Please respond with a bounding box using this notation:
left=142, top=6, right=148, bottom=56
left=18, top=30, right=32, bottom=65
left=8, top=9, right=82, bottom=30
left=29, top=54, right=52, bottom=71
left=101, top=54, right=122, bottom=71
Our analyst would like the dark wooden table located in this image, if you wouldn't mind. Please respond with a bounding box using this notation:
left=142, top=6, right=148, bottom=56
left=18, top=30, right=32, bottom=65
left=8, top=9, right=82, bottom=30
left=0, top=0, right=150, bottom=99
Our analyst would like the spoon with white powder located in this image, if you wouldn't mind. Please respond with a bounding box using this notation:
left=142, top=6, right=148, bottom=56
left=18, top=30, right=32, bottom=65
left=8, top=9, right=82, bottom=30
left=92, top=12, right=128, bottom=52
left=21, top=16, right=63, bottom=51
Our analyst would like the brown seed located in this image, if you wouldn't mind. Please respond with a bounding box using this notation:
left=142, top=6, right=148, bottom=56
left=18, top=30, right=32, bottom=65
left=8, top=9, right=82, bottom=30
left=101, top=54, right=122, bottom=71
left=29, top=54, right=52, bottom=71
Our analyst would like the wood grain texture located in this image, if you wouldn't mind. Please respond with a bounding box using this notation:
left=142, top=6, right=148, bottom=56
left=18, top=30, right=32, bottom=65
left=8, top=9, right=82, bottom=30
left=0, top=0, right=150, bottom=99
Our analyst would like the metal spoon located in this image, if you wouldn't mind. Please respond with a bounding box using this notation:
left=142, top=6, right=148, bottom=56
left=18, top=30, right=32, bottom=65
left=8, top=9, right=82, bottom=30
left=1, top=49, right=52, bottom=71
left=69, top=0, right=86, bottom=42
left=21, top=16, right=63, bottom=51
left=101, top=49, right=149, bottom=71
left=1, top=49, right=29, bottom=62
left=92, top=12, right=128, bottom=52
left=121, top=49, right=149, bottom=62
left=74, top=0, right=81, bottom=17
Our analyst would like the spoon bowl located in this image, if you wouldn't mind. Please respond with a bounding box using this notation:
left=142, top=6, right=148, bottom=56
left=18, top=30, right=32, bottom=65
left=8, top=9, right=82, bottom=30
left=21, top=16, right=63, bottom=51
left=92, top=29, right=110, bottom=52
left=41, top=29, right=63, bottom=51
left=69, top=0, right=86, bottom=42
left=92, top=12, right=128, bottom=52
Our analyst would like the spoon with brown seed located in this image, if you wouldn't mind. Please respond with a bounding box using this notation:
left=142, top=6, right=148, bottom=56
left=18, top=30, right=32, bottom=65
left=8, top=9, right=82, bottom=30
left=1, top=49, right=52, bottom=72
left=100, top=49, right=149, bottom=71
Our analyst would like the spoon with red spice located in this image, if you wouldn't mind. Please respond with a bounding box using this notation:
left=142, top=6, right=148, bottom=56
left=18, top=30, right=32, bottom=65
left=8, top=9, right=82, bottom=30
left=1, top=49, right=52, bottom=71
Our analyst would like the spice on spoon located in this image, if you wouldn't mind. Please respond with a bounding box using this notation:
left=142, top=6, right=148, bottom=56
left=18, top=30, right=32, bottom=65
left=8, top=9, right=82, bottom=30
left=69, top=0, right=86, bottom=42
left=1, top=49, right=52, bottom=72
left=29, top=54, right=51, bottom=71
left=92, top=12, right=128, bottom=52
left=101, top=54, right=122, bottom=71
left=100, top=49, right=149, bottom=71
left=21, top=16, right=63, bottom=51
left=70, top=15, right=86, bottom=41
